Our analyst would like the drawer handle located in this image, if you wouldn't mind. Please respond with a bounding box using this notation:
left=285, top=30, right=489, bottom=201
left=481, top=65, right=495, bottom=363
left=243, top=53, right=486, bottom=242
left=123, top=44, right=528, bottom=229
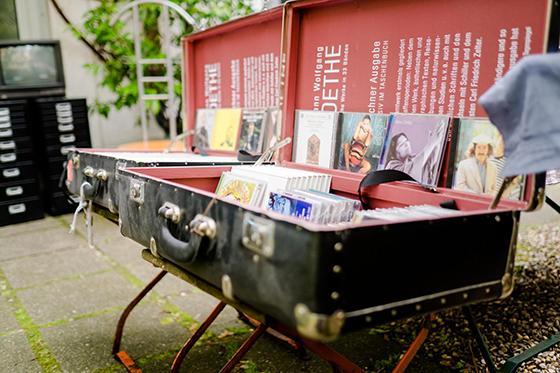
left=55, top=103, right=72, bottom=111
left=0, top=140, right=15, bottom=150
left=8, top=203, right=26, bottom=215
left=0, top=153, right=16, bottom=163
left=3, top=168, right=20, bottom=178
left=0, top=129, right=13, bottom=138
left=60, top=134, right=76, bottom=143
left=58, top=123, right=74, bottom=132
left=57, top=115, right=73, bottom=124
left=60, top=145, right=75, bottom=155
left=6, top=186, right=23, bottom=196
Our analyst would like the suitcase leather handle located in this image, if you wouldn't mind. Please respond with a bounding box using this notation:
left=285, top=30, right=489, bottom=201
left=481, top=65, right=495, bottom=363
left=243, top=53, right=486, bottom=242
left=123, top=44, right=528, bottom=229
left=358, top=169, right=416, bottom=209
left=156, top=205, right=216, bottom=264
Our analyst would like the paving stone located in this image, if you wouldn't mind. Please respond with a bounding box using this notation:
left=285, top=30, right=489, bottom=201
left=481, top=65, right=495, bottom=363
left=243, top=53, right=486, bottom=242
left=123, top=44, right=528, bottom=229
left=167, top=287, right=245, bottom=334
left=0, top=226, right=87, bottom=261
left=41, top=303, right=187, bottom=373
left=17, top=271, right=139, bottom=325
left=0, top=296, right=19, bottom=334
left=0, top=331, right=42, bottom=373
left=1, top=247, right=110, bottom=289
left=0, top=216, right=62, bottom=238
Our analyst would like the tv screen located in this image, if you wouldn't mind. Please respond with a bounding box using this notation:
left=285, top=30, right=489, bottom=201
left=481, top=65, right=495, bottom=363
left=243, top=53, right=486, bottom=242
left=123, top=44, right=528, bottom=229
left=0, top=44, right=60, bottom=87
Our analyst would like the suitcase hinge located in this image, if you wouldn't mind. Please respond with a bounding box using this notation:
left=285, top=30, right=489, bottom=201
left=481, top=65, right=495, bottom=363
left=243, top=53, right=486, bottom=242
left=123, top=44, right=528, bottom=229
left=294, top=304, right=345, bottom=342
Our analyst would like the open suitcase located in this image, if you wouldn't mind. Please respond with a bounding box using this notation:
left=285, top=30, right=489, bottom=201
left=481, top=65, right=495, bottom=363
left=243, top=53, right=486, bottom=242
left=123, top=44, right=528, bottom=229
left=114, top=0, right=552, bottom=342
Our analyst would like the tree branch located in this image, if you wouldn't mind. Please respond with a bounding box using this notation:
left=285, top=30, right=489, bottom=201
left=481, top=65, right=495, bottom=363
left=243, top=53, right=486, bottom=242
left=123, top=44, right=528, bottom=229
left=49, top=0, right=109, bottom=63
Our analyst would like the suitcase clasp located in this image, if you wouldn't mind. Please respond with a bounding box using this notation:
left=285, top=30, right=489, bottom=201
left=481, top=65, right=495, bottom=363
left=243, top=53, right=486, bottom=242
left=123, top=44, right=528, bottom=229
left=242, top=213, right=275, bottom=258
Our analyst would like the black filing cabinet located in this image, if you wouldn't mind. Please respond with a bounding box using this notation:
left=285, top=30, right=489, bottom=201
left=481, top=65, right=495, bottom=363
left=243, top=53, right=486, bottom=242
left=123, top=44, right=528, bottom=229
left=0, top=100, right=44, bottom=226
left=34, top=98, right=91, bottom=215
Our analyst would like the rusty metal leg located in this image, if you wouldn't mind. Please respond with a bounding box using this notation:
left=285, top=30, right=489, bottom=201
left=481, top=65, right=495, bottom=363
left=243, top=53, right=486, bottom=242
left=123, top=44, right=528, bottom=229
left=237, top=312, right=306, bottom=356
left=391, top=314, right=433, bottom=373
left=302, top=338, right=365, bottom=373
left=170, top=301, right=227, bottom=373
left=218, top=323, right=267, bottom=373
left=112, top=270, right=167, bottom=372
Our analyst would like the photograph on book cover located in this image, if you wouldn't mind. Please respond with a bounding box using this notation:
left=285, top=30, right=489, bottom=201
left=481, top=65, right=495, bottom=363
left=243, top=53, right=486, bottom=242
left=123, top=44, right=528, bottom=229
left=335, top=112, right=388, bottom=174
left=379, top=114, right=449, bottom=187
left=210, top=108, right=242, bottom=151
left=194, top=108, right=217, bottom=149
left=451, top=118, right=524, bottom=199
left=239, top=109, right=266, bottom=153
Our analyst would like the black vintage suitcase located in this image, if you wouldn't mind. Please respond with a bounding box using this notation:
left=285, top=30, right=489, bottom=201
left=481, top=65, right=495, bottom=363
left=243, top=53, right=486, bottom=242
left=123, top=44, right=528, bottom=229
left=117, top=164, right=543, bottom=341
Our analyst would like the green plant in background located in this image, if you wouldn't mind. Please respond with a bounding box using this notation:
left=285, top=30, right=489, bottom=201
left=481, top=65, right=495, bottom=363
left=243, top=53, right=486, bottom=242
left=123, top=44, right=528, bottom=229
left=51, top=0, right=256, bottom=135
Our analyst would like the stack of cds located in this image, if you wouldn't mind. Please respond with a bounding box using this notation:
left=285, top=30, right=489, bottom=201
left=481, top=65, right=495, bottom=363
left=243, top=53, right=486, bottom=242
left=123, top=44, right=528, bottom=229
left=354, top=204, right=462, bottom=223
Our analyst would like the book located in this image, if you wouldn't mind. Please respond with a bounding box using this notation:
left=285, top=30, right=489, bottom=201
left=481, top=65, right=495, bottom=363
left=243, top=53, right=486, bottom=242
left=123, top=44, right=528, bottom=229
left=261, top=108, right=282, bottom=156
left=334, top=112, right=388, bottom=174
left=378, top=113, right=450, bottom=188
left=194, top=108, right=217, bottom=150
left=450, top=117, right=524, bottom=200
left=210, top=108, right=242, bottom=151
left=267, top=191, right=318, bottom=221
left=239, top=108, right=266, bottom=153
left=440, top=118, right=460, bottom=188
left=293, top=110, right=338, bottom=168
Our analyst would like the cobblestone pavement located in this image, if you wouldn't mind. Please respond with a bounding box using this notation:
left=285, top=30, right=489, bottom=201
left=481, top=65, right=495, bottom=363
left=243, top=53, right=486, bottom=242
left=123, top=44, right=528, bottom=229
left=0, top=192, right=559, bottom=372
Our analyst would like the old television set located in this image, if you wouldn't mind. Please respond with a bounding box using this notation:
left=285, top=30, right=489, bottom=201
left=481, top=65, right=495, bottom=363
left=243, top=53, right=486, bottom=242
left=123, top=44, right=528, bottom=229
left=0, top=40, right=65, bottom=99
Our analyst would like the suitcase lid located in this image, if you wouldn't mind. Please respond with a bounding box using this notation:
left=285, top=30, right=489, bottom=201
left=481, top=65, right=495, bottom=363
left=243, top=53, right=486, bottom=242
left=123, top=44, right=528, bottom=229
left=182, top=7, right=283, bottom=155
left=277, top=0, right=553, bottom=210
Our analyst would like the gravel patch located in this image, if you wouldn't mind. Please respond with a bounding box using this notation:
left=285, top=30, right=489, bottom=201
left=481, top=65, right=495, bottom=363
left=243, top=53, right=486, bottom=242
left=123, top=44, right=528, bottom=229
left=375, top=222, right=560, bottom=372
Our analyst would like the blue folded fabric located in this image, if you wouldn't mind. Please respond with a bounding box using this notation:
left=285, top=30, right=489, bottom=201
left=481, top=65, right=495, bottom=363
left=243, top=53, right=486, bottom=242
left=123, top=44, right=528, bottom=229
left=479, top=53, right=560, bottom=177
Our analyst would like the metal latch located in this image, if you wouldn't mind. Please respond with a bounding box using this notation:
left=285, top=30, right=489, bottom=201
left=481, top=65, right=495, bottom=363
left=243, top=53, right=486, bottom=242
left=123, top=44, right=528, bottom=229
left=241, top=213, right=275, bottom=257
left=130, top=181, right=145, bottom=205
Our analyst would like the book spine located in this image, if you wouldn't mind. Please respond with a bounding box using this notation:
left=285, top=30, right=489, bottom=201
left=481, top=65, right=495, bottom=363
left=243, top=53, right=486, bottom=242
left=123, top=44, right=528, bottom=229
left=330, top=112, right=342, bottom=169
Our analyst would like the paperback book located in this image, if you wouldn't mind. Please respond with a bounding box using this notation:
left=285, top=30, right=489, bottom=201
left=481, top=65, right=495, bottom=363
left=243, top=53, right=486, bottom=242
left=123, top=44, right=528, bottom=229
left=194, top=108, right=217, bottom=150
left=210, top=108, right=242, bottom=151
left=239, top=108, right=266, bottom=153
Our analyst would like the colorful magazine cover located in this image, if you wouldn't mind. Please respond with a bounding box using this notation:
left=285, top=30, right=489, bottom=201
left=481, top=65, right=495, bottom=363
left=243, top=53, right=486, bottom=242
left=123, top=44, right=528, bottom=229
left=267, top=191, right=314, bottom=220
left=239, top=109, right=266, bottom=153
left=194, top=109, right=217, bottom=150
left=210, top=108, right=242, bottom=151
left=334, top=112, right=388, bottom=174
left=451, top=118, right=524, bottom=199
left=215, top=172, right=264, bottom=206
left=379, top=113, right=450, bottom=187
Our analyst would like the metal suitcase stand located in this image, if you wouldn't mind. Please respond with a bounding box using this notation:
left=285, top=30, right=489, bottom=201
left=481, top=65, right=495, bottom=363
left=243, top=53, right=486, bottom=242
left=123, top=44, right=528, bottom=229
left=68, top=0, right=557, bottom=372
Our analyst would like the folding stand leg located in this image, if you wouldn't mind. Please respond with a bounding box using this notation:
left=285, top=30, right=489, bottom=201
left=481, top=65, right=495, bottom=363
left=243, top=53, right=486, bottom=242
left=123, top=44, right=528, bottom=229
left=113, top=270, right=168, bottom=373
left=218, top=323, right=268, bottom=373
left=301, top=339, right=365, bottom=373
left=463, top=306, right=498, bottom=373
left=392, top=314, right=433, bottom=373
left=545, top=196, right=560, bottom=214
left=500, top=332, right=560, bottom=373
left=170, top=301, right=227, bottom=373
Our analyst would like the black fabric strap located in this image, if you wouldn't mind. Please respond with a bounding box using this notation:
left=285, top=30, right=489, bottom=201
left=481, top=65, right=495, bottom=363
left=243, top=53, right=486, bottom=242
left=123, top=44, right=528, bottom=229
left=237, top=149, right=261, bottom=162
left=358, top=169, right=415, bottom=209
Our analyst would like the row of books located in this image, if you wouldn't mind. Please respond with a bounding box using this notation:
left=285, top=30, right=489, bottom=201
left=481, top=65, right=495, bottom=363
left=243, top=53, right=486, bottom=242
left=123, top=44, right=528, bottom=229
left=194, top=108, right=280, bottom=154
left=293, top=111, right=524, bottom=200
left=214, top=165, right=360, bottom=224
left=353, top=205, right=463, bottom=223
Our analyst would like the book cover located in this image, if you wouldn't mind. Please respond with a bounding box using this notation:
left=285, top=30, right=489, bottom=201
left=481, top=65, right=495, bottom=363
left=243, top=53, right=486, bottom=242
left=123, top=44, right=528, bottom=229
left=267, top=191, right=315, bottom=221
left=261, top=108, right=281, bottom=155
left=239, top=108, right=266, bottom=153
left=293, top=110, right=338, bottom=168
left=334, top=112, right=388, bottom=174
left=450, top=117, right=523, bottom=199
left=210, top=108, right=242, bottom=151
left=194, top=108, right=217, bottom=150
left=379, top=113, right=450, bottom=187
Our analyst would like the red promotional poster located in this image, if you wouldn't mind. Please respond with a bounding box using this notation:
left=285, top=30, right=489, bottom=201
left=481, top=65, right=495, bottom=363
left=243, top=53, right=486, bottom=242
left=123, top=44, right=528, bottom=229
left=183, top=7, right=283, bottom=138
left=281, top=0, right=552, bottom=161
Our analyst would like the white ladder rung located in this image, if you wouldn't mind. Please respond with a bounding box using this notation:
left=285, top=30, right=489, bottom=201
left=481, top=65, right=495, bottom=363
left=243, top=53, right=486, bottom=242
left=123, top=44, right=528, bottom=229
left=139, top=58, right=167, bottom=64
left=142, top=94, right=169, bottom=100
left=140, top=76, right=169, bottom=83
